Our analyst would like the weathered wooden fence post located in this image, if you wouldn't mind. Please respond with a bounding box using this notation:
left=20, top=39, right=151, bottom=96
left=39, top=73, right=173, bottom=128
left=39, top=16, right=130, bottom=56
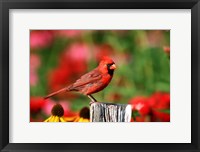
left=90, top=102, right=132, bottom=122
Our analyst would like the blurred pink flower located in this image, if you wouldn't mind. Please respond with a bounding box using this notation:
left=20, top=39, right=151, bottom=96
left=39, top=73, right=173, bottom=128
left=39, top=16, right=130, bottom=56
left=30, top=54, right=41, bottom=86
left=30, top=71, right=38, bottom=86
left=65, top=43, right=90, bottom=62
left=30, top=54, right=41, bottom=69
left=55, top=30, right=82, bottom=38
left=42, top=98, right=55, bottom=115
left=42, top=99, right=77, bottom=117
left=30, top=30, right=54, bottom=50
left=147, top=30, right=164, bottom=47
left=62, top=43, right=90, bottom=73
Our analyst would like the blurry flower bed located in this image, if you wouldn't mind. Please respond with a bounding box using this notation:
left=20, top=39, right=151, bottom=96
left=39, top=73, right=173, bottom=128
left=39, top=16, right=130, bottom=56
left=30, top=30, right=170, bottom=122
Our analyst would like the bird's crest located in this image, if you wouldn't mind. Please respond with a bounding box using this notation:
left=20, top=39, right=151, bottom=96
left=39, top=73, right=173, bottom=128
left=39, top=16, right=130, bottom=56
left=100, top=56, right=115, bottom=64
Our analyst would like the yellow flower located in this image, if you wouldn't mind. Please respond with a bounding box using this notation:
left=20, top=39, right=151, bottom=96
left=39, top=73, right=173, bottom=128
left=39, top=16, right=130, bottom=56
left=44, top=103, right=66, bottom=122
left=73, top=117, right=90, bottom=122
left=64, top=107, right=90, bottom=122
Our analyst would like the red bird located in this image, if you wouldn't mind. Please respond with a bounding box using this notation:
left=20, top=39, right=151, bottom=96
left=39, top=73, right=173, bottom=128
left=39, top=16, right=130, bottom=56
left=44, top=56, right=116, bottom=104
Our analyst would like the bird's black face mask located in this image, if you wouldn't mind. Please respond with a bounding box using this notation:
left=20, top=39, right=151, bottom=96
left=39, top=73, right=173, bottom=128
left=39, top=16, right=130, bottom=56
left=107, top=63, right=115, bottom=76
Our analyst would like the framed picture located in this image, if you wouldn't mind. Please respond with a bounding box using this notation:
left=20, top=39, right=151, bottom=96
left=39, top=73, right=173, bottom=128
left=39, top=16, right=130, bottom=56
left=1, top=0, right=200, bottom=152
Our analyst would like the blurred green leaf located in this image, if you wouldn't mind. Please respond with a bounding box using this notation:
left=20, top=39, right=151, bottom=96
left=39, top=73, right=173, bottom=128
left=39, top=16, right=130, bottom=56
left=158, top=109, right=170, bottom=114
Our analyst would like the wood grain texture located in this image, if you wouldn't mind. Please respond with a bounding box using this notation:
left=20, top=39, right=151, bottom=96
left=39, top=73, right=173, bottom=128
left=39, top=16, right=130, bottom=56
left=90, top=102, right=132, bottom=122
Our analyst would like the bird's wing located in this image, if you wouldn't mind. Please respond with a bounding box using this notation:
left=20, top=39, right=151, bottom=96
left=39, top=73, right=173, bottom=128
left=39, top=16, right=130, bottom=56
left=69, top=69, right=102, bottom=89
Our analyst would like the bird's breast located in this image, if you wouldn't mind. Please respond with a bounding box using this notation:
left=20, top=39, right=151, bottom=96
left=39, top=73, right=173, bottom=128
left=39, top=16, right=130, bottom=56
left=101, top=74, right=113, bottom=84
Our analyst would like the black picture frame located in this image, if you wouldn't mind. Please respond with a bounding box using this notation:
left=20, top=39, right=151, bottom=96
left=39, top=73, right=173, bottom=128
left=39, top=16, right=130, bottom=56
left=0, top=0, right=200, bottom=152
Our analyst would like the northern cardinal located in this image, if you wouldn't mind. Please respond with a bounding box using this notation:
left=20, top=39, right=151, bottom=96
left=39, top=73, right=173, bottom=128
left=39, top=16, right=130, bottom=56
left=44, top=56, right=116, bottom=103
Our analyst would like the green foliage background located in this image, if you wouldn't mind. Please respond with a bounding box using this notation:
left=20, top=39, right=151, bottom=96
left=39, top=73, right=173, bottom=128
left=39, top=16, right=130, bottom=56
left=30, top=30, right=170, bottom=113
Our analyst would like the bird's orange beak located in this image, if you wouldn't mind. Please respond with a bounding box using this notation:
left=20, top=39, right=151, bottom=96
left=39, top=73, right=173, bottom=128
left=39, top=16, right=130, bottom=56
left=110, top=64, right=116, bottom=70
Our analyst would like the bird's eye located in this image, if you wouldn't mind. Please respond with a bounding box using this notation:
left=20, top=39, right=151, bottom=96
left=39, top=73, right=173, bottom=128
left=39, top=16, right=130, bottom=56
left=107, top=63, right=114, bottom=69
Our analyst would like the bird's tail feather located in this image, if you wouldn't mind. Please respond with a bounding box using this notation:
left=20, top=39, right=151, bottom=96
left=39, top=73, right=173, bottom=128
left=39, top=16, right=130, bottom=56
left=44, top=87, right=69, bottom=99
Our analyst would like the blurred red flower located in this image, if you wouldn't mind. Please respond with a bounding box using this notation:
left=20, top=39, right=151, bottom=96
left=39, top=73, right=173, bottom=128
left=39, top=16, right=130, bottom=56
left=48, top=66, right=71, bottom=95
left=163, top=46, right=170, bottom=56
left=130, top=118, right=134, bottom=122
left=30, top=97, right=45, bottom=113
left=48, top=43, right=90, bottom=95
left=135, top=116, right=150, bottom=122
left=148, top=92, right=170, bottom=122
left=30, top=30, right=54, bottom=50
left=95, top=44, right=114, bottom=61
left=148, top=92, right=170, bottom=110
left=129, top=96, right=150, bottom=116
left=152, top=111, right=170, bottom=122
